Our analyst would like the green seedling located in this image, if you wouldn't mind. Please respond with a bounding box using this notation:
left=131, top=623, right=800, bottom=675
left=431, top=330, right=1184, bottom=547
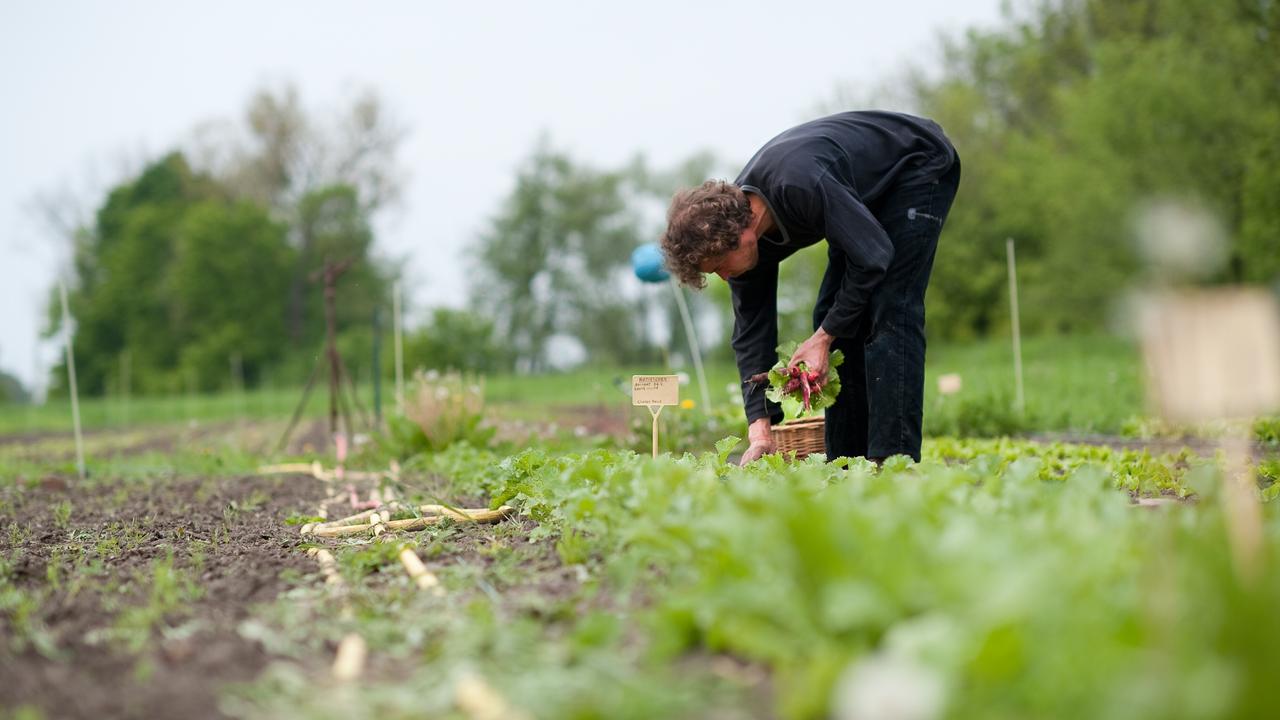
left=52, top=499, right=72, bottom=529
left=86, top=553, right=202, bottom=654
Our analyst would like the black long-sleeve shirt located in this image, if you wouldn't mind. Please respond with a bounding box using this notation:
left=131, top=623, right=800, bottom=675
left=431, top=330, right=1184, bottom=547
left=730, top=111, right=957, bottom=424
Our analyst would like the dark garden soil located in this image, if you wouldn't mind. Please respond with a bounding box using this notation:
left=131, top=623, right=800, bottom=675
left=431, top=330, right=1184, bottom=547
left=0, top=471, right=325, bottom=720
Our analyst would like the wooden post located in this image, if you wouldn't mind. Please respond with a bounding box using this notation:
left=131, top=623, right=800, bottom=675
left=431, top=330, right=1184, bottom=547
left=184, top=366, right=197, bottom=425
left=59, top=282, right=86, bottom=482
left=1006, top=238, right=1025, bottom=415
left=393, top=280, right=405, bottom=416
left=230, top=352, right=245, bottom=427
left=25, top=340, right=39, bottom=431
left=120, top=349, right=131, bottom=428
left=372, top=304, right=383, bottom=427
left=317, top=258, right=356, bottom=442
left=325, top=263, right=340, bottom=438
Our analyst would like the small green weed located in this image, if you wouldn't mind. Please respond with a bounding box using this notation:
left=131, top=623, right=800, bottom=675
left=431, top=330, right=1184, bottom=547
left=86, top=553, right=202, bottom=653
left=51, top=500, right=72, bottom=529
left=337, top=541, right=404, bottom=581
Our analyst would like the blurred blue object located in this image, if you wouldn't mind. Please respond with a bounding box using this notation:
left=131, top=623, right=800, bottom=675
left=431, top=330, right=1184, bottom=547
left=631, top=243, right=670, bottom=283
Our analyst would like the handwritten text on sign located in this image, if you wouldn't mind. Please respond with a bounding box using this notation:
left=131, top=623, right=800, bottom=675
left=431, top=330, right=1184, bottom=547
left=632, top=375, right=679, bottom=406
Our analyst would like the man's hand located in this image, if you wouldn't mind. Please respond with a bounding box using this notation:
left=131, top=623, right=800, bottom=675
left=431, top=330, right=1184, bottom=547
left=740, top=417, right=776, bottom=466
left=788, top=327, right=836, bottom=384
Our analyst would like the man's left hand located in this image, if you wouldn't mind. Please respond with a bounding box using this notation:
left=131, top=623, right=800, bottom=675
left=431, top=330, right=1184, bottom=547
left=788, top=327, right=836, bottom=384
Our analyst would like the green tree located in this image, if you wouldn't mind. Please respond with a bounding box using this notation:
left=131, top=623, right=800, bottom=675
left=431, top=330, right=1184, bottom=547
left=290, top=184, right=392, bottom=353
left=471, top=140, right=648, bottom=371
left=403, top=308, right=503, bottom=374
left=190, top=84, right=404, bottom=347
left=47, top=153, right=296, bottom=394
left=50, top=154, right=214, bottom=393
left=164, top=199, right=294, bottom=387
left=907, top=0, right=1280, bottom=338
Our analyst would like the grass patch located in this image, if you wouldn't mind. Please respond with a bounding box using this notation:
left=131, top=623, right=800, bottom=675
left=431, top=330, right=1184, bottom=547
left=3, top=333, right=1147, bottom=440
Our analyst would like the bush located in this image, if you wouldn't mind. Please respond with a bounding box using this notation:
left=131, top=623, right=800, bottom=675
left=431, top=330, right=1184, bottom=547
left=379, top=369, right=495, bottom=458
left=925, top=392, right=1033, bottom=438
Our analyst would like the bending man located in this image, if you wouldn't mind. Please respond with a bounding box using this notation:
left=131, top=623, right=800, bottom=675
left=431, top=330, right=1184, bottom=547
left=660, top=111, right=960, bottom=464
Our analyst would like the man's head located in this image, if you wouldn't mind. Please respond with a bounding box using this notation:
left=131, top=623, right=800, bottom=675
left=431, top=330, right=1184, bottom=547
left=660, top=180, right=759, bottom=288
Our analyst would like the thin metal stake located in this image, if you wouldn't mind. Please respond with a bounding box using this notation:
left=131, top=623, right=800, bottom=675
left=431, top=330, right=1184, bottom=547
left=230, top=352, right=245, bottom=427
left=120, top=349, right=131, bottom=427
left=1006, top=238, right=1025, bottom=414
left=59, top=282, right=86, bottom=481
left=372, top=304, right=382, bottom=427
left=393, top=280, right=404, bottom=415
left=670, top=279, right=711, bottom=410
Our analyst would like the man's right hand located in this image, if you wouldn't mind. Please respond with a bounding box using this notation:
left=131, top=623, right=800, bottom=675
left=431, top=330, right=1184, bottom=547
left=740, top=418, right=776, bottom=466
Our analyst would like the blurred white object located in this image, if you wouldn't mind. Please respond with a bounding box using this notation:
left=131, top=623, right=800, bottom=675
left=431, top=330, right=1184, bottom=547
left=832, top=653, right=945, bottom=720
left=1132, top=198, right=1227, bottom=281
left=937, top=373, right=962, bottom=396
left=676, top=371, right=691, bottom=385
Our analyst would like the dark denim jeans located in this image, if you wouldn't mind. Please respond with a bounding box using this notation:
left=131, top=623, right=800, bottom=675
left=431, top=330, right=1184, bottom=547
left=813, top=158, right=961, bottom=462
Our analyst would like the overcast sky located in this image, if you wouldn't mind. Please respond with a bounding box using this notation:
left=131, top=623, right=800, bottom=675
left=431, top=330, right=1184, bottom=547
left=0, top=0, right=1006, bottom=392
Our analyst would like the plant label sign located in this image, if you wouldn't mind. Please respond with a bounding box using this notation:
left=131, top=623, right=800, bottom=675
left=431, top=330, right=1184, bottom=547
left=1137, top=288, right=1280, bottom=422
left=632, top=375, right=680, bottom=407
left=633, top=375, right=679, bottom=458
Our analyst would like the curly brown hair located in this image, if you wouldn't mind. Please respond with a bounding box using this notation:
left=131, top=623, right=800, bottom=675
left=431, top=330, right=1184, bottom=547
left=659, top=180, right=751, bottom=289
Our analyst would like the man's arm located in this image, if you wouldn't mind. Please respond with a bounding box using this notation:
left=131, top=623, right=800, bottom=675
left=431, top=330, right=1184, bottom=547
left=728, top=260, right=783, bottom=450
left=808, top=176, right=895, bottom=338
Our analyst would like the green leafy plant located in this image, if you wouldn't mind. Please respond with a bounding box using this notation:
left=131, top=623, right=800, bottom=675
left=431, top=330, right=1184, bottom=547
left=388, top=369, right=496, bottom=457
left=51, top=500, right=72, bottom=529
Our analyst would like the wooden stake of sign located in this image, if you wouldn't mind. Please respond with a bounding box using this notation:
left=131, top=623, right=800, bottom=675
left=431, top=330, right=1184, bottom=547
left=648, top=405, right=662, bottom=458
left=1006, top=238, right=1025, bottom=415
left=632, top=375, right=680, bottom=458
left=59, top=282, right=86, bottom=482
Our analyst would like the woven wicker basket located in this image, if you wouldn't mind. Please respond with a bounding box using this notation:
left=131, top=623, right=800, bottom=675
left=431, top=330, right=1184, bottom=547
left=772, top=415, right=826, bottom=460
